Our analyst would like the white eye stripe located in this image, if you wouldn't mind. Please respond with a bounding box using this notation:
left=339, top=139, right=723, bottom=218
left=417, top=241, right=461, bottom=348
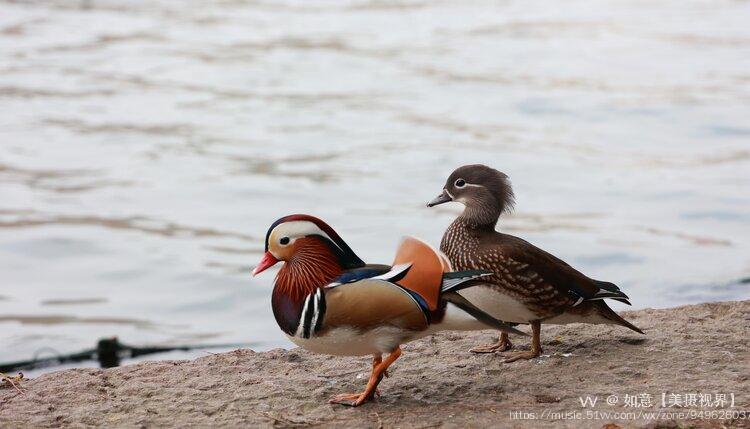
left=269, top=220, right=343, bottom=260
left=453, top=180, right=482, bottom=189
left=272, top=221, right=336, bottom=243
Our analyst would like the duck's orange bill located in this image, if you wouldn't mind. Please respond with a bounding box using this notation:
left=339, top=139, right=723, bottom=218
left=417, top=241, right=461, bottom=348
left=252, top=252, right=279, bottom=276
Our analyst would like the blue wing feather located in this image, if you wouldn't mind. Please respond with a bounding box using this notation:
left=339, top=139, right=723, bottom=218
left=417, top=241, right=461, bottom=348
left=332, top=265, right=391, bottom=284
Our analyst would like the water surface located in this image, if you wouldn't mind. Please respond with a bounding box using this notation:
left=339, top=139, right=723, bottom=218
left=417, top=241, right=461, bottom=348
left=1, top=0, right=749, bottom=371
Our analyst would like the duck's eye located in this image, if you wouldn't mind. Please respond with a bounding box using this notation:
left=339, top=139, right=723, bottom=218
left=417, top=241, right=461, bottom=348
left=454, top=179, right=466, bottom=188
left=279, top=237, right=290, bottom=245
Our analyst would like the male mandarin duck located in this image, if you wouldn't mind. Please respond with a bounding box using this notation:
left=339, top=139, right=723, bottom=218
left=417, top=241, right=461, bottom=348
left=427, top=164, right=643, bottom=362
left=252, top=214, right=524, bottom=406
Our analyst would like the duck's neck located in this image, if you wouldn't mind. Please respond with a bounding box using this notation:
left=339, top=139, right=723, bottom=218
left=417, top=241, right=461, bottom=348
left=459, top=202, right=501, bottom=230
left=275, top=243, right=344, bottom=301
left=271, top=242, right=344, bottom=335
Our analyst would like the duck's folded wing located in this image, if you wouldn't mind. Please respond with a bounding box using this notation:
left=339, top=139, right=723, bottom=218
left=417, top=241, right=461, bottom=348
left=327, top=264, right=393, bottom=286
left=497, top=235, right=631, bottom=312
left=320, top=279, right=429, bottom=334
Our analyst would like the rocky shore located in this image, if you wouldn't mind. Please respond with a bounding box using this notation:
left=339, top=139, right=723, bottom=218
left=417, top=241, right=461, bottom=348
left=1, top=301, right=748, bottom=428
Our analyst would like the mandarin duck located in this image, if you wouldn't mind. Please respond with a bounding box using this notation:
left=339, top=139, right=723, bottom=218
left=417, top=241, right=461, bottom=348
left=427, top=165, right=643, bottom=362
left=252, top=214, right=524, bottom=406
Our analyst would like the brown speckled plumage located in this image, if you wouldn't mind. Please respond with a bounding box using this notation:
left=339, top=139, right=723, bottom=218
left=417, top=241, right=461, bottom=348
left=430, top=164, right=643, bottom=336
left=443, top=218, right=586, bottom=319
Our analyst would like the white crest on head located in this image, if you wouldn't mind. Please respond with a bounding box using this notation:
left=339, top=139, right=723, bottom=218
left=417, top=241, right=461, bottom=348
left=268, top=220, right=339, bottom=258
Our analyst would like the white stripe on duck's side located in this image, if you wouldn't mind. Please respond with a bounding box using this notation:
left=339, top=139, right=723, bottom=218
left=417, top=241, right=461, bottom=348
left=309, top=288, right=322, bottom=334
left=295, top=288, right=326, bottom=339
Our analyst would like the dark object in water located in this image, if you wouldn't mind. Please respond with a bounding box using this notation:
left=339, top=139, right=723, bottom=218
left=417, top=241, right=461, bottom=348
left=0, top=337, right=255, bottom=373
left=97, top=338, right=121, bottom=368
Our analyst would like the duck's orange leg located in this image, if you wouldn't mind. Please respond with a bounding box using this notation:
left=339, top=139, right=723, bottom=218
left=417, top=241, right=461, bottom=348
left=329, top=347, right=402, bottom=407
left=470, top=332, right=513, bottom=353
left=328, top=355, right=382, bottom=403
left=504, top=321, right=541, bottom=362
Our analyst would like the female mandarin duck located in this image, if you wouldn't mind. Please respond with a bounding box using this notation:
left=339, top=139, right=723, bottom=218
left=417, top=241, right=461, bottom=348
left=427, top=165, right=643, bottom=362
left=252, top=214, right=523, bottom=406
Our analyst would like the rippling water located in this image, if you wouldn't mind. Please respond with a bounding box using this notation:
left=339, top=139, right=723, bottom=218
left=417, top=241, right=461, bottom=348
left=1, top=0, right=749, bottom=372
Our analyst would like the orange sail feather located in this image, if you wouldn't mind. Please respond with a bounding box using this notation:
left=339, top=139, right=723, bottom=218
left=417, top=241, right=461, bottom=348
left=391, top=237, right=446, bottom=311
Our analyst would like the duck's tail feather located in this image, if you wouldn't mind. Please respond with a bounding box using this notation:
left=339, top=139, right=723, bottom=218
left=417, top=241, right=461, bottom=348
left=598, top=302, right=644, bottom=334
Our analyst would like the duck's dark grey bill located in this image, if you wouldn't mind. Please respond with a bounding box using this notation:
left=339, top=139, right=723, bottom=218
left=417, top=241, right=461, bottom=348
left=427, top=190, right=452, bottom=207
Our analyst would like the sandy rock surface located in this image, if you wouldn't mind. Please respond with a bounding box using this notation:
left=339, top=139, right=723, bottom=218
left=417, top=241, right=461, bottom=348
left=1, top=301, right=748, bottom=428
